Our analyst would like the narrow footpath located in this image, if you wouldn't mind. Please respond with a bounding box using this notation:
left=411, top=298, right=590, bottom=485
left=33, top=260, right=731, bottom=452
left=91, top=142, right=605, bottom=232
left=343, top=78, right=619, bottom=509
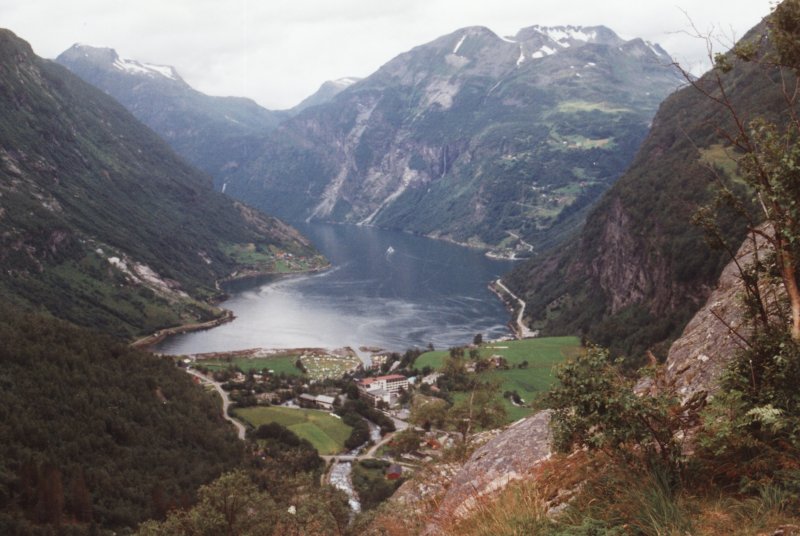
left=186, top=369, right=247, bottom=440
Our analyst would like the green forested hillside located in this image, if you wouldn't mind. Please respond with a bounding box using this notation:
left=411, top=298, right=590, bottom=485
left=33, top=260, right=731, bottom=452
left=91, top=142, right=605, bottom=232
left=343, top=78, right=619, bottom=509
left=0, top=29, right=323, bottom=339
left=0, top=309, right=244, bottom=533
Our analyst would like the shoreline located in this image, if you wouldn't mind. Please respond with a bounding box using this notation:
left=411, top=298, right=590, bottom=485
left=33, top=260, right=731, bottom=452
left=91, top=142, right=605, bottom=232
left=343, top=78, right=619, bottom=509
left=131, top=263, right=331, bottom=351
left=324, top=218, right=530, bottom=261
left=219, top=261, right=330, bottom=285
left=131, top=309, right=237, bottom=349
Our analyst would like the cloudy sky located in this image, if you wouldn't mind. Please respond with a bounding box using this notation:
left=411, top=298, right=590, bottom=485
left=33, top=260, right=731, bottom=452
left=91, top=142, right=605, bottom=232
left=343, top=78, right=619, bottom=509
left=3, top=0, right=773, bottom=109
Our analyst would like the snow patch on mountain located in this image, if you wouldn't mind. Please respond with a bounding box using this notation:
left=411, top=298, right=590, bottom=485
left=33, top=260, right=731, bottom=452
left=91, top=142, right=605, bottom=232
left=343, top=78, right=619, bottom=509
left=332, top=77, right=360, bottom=88
left=533, top=25, right=598, bottom=45
left=112, top=56, right=178, bottom=80
left=644, top=41, right=669, bottom=60
left=453, top=34, right=467, bottom=55
left=531, top=45, right=557, bottom=59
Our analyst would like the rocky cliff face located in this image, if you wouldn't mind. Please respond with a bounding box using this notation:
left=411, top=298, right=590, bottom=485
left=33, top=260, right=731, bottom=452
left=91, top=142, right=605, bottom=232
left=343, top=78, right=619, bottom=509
left=661, top=232, right=775, bottom=401
left=421, top=411, right=553, bottom=533
left=222, top=25, right=681, bottom=250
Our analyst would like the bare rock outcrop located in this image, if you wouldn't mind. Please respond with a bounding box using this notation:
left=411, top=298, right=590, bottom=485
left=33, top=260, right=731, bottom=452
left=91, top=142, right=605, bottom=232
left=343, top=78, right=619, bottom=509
left=421, top=410, right=552, bottom=534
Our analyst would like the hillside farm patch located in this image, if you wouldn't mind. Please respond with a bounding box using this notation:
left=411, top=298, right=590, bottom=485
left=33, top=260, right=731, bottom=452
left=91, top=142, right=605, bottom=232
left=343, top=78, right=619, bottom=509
left=234, top=406, right=352, bottom=455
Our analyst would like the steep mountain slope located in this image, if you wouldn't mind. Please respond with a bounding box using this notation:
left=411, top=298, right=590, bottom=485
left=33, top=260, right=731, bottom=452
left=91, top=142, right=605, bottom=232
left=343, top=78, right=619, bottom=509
left=224, top=25, right=683, bottom=250
left=504, top=21, right=783, bottom=361
left=0, top=29, right=322, bottom=338
left=56, top=44, right=289, bottom=187
left=0, top=309, right=244, bottom=532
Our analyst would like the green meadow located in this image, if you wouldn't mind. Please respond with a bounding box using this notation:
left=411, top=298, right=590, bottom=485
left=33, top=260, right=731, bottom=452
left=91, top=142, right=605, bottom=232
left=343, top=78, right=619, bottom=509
left=197, top=354, right=303, bottom=376
left=234, top=406, right=352, bottom=455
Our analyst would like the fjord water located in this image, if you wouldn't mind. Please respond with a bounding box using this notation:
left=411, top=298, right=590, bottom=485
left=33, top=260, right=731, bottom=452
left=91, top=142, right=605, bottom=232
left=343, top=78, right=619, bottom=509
left=156, top=223, right=516, bottom=355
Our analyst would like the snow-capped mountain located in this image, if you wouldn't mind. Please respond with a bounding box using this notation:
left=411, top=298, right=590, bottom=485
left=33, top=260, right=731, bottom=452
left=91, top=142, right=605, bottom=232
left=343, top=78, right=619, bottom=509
left=64, top=44, right=185, bottom=83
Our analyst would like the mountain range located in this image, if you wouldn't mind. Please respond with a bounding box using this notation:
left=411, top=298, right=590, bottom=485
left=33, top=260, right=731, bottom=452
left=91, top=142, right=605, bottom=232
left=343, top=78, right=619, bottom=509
left=59, top=25, right=683, bottom=252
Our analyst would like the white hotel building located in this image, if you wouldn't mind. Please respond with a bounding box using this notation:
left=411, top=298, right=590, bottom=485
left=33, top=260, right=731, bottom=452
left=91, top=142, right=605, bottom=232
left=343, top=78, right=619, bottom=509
left=357, top=374, right=409, bottom=407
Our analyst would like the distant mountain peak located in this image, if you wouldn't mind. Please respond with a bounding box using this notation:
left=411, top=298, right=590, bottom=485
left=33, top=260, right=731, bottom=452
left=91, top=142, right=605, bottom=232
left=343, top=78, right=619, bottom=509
left=514, top=24, right=620, bottom=44
left=450, top=27, right=498, bottom=55
left=59, top=43, right=182, bottom=82
left=292, top=77, right=362, bottom=112
left=643, top=40, right=673, bottom=61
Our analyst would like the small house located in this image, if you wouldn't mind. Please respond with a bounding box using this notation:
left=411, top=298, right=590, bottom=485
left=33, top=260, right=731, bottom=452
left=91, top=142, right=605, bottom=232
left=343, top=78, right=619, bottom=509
left=315, top=395, right=336, bottom=410
left=298, top=393, right=318, bottom=408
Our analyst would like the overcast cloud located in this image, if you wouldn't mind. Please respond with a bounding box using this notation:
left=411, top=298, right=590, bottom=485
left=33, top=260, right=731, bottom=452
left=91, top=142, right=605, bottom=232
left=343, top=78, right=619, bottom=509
left=2, top=0, right=774, bottom=109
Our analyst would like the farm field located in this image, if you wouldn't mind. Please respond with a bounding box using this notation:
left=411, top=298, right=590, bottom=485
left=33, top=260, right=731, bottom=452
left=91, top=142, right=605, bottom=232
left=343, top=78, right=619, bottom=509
left=415, top=336, right=582, bottom=422
left=234, top=406, right=352, bottom=455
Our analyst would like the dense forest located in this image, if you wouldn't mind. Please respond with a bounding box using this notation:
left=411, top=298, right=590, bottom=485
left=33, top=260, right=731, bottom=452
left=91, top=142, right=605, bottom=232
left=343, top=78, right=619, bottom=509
left=0, top=309, right=244, bottom=533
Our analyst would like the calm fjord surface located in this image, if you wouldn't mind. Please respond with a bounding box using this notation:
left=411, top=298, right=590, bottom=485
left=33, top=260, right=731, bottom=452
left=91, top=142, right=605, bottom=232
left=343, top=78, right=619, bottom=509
left=156, top=223, right=515, bottom=354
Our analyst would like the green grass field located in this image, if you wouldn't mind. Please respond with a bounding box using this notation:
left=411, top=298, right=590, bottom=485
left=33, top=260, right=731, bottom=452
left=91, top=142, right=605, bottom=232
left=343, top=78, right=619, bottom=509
left=197, top=354, right=302, bottom=376
left=234, top=406, right=352, bottom=455
left=415, top=336, right=581, bottom=422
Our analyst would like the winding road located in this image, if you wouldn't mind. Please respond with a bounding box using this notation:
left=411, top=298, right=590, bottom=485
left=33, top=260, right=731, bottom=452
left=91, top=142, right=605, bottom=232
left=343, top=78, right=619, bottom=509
left=495, top=278, right=537, bottom=339
left=186, top=369, right=247, bottom=440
